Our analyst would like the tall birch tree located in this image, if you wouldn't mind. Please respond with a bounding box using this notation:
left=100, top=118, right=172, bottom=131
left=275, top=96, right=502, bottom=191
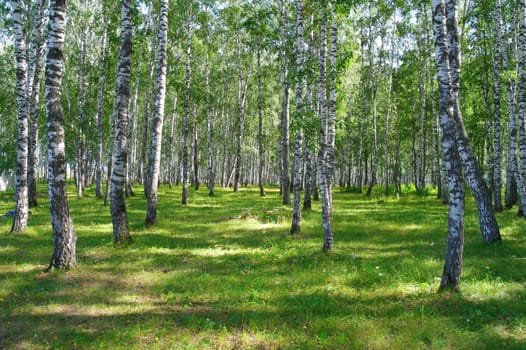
left=28, top=0, right=48, bottom=208
left=110, top=0, right=133, bottom=245
left=291, top=0, right=304, bottom=235
left=432, top=0, right=464, bottom=291
left=45, top=0, right=77, bottom=269
left=447, top=0, right=501, bottom=243
left=280, top=0, right=291, bottom=205
left=95, top=17, right=107, bottom=199
left=11, top=0, right=29, bottom=233
left=145, top=0, right=169, bottom=225
left=182, top=2, right=193, bottom=205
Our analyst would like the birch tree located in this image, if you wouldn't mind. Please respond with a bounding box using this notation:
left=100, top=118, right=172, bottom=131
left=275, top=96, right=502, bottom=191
left=182, top=2, right=193, bottom=205
left=517, top=0, right=526, bottom=217
left=11, top=0, right=29, bottom=233
left=110, top=0, right=133, bottom=245
left=291, top=0, right=304, bottom=235
left=95, top=17, right=107, bottom=199
left=432, top=0, right=464, bottom=291
left=28, top=0, right=48, bottom=208
left=145, top=0, right=169, bottom=225
left=447, top=0, right=501, bottom=243
left=492, top=0, right=504, bottom=212
left=280, top=0, right=291, bottom=205
left=45, top=0, right=77, bottom=269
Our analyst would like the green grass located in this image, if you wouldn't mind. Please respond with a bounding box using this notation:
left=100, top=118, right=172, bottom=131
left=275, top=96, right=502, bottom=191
left=1, top=183, right=525, bottom=349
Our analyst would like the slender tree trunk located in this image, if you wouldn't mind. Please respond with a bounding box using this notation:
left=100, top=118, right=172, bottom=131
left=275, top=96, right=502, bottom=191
left=182, top=3, right=193, bottom=205
left=303, top=20, right=314, bottom=209
left=492, top=0, right=504, bottom=211
left=11, top=0, right=29, bottom=233
left=233, top=33, right=248, bottom=193
left=257, top=47, right=265, bottom=197
left=447, top=0, right=501, bottom=243
left=75, top=2, right=88, bottom=199
left=111, top=0, right=133, bottom=245
left=45, top=0, right=77, bottom=269
left=325, top=4, right=337, bottom=239
left=192, top=114, right=199, bottom=190
left=416, top=43, right=426, bottom=193
left=145, top=0, right=168, bottom=225
left=167, top=95, right=177, bottom=188
left=433, top=0, right=464, bottom=291
left=366, top=16, right=378, bottom=197
left=104, top=95, right=117, bottom=207
left=502, top=2, right=520, bottom=209
left=205, top=18, right=215, bottom=197
left=280, top=0, right=291, bottom=204
left=142, top=62, right=155, bottom=195
left=291, top=0, right=304, bottom=235
left=28, top=0, right=48, bottom=208
left=515, top=0, right=526, bottom=217
left=318, top=6, right=333, bottom=251
left=95, top=19, right=107, bottom=200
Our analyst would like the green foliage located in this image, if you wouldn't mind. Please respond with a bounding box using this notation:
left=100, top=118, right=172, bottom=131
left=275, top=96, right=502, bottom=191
left=1, top=184, right=525, bottom=349
left=0, top=46, right=16, bottom=173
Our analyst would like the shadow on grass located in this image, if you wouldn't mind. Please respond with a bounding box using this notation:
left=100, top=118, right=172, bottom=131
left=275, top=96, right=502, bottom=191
left=1, top=184, right=526, bottom=349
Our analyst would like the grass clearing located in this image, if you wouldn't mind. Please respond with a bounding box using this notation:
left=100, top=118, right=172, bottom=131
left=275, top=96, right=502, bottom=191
left=1, top=184, right=525, bottom=349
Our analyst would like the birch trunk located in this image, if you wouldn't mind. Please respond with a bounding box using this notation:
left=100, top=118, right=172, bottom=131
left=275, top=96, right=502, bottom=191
left=45, top=0, right=77, bottom=269
left=291, top=0, right=304, bottom=235
left=432, top=0, right=464, bottom=291
left=516, top=0, right=526, bottom=216
left=446, top=0, right=501, bottom=243
left=366, top=17, right=378, bottom=197
left=11, top=0, right=29, bottom=233
left=205, top=20, right=215, bottom=196
left=327, top=6, right=337, bottom=196
left=110, top=0, right=133, bottom=245
left=75, top=1, right=88, bottom=199
left=145, top=0, right=168, bottom=225
left=182, top=3, right=193, bottom=205
left=492, top=0, right=504, bottom=211
left=233, top=33, right=248, bottom=193
left=192, top=115, right=199, bottom=190
left=28, top=0, right=48, bottom=208
left=257, top=47, right=265, bottom=197
left=318, top=6, right=333, bottom=251
left=95, top=19, right=107, bottom=199
left=280, top=0, right=291, bottom=204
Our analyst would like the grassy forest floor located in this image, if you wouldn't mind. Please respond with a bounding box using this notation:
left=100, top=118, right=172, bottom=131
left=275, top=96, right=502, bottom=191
left=0, top=183, right=525, bottom=349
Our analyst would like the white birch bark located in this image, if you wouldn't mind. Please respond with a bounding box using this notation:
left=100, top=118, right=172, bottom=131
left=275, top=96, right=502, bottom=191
left=182, top=3, right=193, bottom=205
left=257, top=46, right=265, bottom=197
left=516, top=0, right=526, bottom=216
left=432, top=0, right=464, bottom=291
left=11, top=0, right=29, bottom=233
left=145, top=0, right=169, bottom=225
left=317, top=6, right=333, bottom=251
left=205, top=15, right=215, bottom=197
left=280, top=0, right=291, bottom=204
left=233, top=32, right=249, bottom=193
left=446, top=0, right=501, bottom=243
left=45, top=0, right=77, bottom=269
left=366, top=5, right=378, bottom=197
left=327, top=5, right=337, bottom=207
left=28, top=0, right=48, bottom=208
left=492, top=0, right=504, bottom=211
left=110, top=0, right=133, bottom=245
left=291, top=0, right=304, bottom=235
left=95, top=19, right=107, bottom=199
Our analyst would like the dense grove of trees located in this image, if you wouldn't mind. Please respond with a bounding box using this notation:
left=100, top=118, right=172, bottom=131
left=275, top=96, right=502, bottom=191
left=1, top=0, right=525, bottom=289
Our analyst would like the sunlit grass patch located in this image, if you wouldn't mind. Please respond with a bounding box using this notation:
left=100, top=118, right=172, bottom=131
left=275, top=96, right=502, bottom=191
left=0, top=184, right=525, bottom=349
